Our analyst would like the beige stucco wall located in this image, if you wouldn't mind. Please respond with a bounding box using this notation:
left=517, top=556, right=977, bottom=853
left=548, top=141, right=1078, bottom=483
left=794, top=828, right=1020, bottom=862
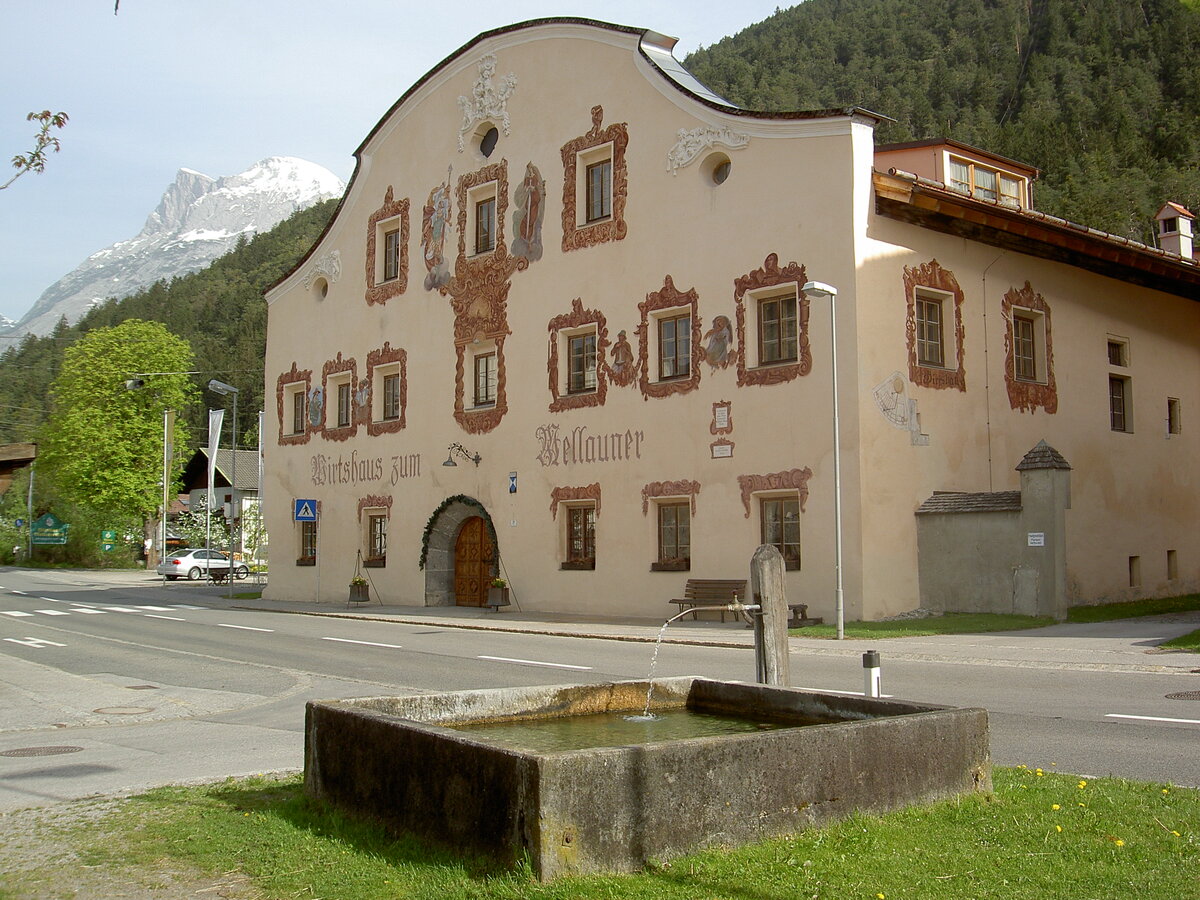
left=264, top=18, right=1200, bottom=620
left=264, top=21, right=868, bottom=618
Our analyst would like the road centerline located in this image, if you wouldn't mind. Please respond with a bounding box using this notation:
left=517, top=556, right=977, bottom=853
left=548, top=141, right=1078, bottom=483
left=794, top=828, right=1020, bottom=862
left=477, top=655, right=592, bottom=671
left=322, top=637, right=403, bottom=649
left=217, top=623, right=274, bottom=633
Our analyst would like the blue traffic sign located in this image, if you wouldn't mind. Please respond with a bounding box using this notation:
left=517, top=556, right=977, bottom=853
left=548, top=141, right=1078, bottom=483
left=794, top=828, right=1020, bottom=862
left=294, top=499, right=318, bottom=522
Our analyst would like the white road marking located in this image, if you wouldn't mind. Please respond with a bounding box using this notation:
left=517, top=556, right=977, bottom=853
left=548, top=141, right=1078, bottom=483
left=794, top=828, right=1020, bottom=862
left=73, top=608, right=107, bottom=614
left=35, top=609, right=70, bottom=616
left=4, top=637, right=66, bottom=648
left=477, top=655, right=592, bottom=671
left=217, top=623, right=273, bottom=633
left=102, top=607, right=139, bottom=612
left=322, top=637, right=403, bottom=649
left=9, top=590, right=25, bottom=595
left=171, top=605, right=205, bottom=610
left=0, top=610, right=34, bottom=617
left=1107, top=713, right=1200, bottom=726
left=69, top=602, right=99, bottom=608
left=133, top=605, right=174, bottom=611
left=40, top=597, right=62, bottom=602
left=144, top=614, right=186, bottom=621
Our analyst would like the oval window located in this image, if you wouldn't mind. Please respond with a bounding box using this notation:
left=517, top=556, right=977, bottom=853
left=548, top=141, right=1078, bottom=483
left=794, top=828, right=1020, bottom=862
left=480, top=126, right=499, bottom=158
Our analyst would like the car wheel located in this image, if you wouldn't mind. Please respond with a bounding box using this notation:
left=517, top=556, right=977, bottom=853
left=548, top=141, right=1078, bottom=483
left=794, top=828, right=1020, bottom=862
left=187, top=567, right=202, bottom=581
left=235, top=565, right=249, bottom=580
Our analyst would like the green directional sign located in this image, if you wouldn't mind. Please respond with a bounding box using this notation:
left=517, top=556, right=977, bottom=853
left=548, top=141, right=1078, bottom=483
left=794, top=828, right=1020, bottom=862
left=31, top=513, right=70, bottom=545
left=101, top=529, right=117, bottom=552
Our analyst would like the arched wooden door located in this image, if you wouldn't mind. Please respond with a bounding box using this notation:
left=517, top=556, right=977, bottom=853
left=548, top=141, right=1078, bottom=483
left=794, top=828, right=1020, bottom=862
left=453, top=516, right=495, bottom=607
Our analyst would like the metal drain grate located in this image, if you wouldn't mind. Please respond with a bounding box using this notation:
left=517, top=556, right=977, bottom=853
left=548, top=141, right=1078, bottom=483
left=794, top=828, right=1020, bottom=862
left=93, top=706, right=154, bottom=715
left=1165, top=691, right=1200, bottom=701
left=0, top=746, right=83, bottom=758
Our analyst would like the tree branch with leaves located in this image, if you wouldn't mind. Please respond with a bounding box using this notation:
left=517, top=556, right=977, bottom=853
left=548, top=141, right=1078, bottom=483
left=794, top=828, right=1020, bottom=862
left=2, top=110, right=69, bottom=192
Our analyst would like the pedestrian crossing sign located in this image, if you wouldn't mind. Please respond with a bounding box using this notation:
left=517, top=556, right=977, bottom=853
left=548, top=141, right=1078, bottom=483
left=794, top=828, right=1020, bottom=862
left=294, top=499, right=318, bottom=521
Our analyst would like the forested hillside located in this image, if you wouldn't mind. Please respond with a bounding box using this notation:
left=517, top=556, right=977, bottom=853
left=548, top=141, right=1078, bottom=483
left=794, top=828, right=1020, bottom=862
left=684, top=0, right=1200, bottom=242
left=0, top=199, right=337, bottom=449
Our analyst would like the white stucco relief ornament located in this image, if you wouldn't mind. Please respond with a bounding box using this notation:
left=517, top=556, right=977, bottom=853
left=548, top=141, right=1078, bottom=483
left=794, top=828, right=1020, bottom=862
left=666, top=125, right=750, bottom=173
left=457, top=54, right=517, bottom=152
left=301, top=250, right=342, bottom=290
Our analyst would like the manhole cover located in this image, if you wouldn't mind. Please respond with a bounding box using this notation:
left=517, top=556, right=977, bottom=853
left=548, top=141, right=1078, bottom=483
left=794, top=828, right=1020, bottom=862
left=1165, top=691, right=1200, bottom=701
left=125, top=684, right=158, bottom=690
left=0, top=746, right=83, bottom=758
left=92, top=706, right=154, bottom=715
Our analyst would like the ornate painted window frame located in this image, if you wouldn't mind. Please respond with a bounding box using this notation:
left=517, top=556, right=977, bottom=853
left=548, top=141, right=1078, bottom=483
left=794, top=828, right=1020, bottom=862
left=637, top=275, right=702, bottom=400
left=455, top=336, right=508, bottom=433
left=365, top=187, right=409, bottom=306
left=365, top=342, right=407, bottom=436
left=275, top=362, right=312, bottom=447
left=547, top=298, right=608, bottom=413
left=737, top=468, right=813, bottom=519
left=903, top=259, right=966, bottom=391
left=561, top=105, right=628, bottom=253
left=321, top=353, right=359, bottom=442
left=1002, top=282, right=1058, bottom=414
left=734, top=254, right=811, bottom=387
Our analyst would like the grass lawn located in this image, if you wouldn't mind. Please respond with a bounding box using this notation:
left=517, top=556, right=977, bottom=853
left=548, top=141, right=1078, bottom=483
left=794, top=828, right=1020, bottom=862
left=1160, top=628, right=1200, bottom=652
left=794, top=594, right=1200, bottom=639
left=3, top=768, right=1194, bottom=900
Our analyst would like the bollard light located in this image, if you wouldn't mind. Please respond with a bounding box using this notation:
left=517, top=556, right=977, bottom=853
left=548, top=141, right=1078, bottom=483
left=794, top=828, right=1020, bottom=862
left=862, top=649, right=882, bottom=698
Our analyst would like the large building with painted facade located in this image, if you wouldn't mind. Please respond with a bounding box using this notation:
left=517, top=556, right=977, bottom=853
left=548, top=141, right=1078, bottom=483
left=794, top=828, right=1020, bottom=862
left=262, top=18, right=1200, bottom=620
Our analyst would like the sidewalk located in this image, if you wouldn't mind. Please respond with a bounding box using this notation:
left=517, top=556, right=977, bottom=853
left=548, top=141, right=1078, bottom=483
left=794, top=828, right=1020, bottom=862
left=219, top=586, right=1200, bottom=676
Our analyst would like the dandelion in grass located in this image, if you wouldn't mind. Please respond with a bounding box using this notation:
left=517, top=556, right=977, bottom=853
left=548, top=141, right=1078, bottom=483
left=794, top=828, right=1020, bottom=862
left=1035, top=768, right=1045, bottom=777
left=1051, top=804, right=1060, bottom=811
left=1078, top=780, right=1087, bottom=789
left=1172, top=831, right=1181, bottom=837
left=1055, top=825, right=1063, bottom=833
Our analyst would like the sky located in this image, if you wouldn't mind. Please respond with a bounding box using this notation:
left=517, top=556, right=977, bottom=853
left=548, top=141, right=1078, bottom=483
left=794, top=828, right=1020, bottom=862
left=0, top=1, right=788, bottom=325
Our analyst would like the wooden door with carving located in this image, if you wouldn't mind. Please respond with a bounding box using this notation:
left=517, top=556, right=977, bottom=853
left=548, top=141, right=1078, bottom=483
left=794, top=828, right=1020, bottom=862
left=453, top=516, right=494, bottom=607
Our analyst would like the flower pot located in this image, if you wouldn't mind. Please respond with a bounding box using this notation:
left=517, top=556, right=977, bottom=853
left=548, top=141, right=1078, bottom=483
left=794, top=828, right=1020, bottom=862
left=349, top=583, right=370, bottom=603
left=487, top=586, right=510, bottom=609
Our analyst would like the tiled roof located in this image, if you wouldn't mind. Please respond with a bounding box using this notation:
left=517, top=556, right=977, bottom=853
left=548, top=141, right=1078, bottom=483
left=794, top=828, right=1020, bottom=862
left=916, top=491, right=1022, bottom=515
left=1015, top=440, right=1072, bottom=471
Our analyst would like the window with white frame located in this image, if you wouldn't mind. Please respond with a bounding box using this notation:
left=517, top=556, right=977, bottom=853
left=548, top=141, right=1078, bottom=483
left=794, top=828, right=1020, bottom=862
left=657, top=311, right=691, bottom=381
left=566, top=330, right=598, bottom=394
left=656, top=501, right=690, bottom=569
left=1012, top=311, right=1045, bottom=383
left=577, top=144, right=613, bottom=226
left=372, top=364, right=401, bottom=423
left=468, top=182, right=498, bottom=256
left=756, top=289, right=799, bottom=367
left=1109, top=375, right=1132, bottom=432
left=914, top=288, right=949, bottom=368
left=330, top=375, right=352, bottom=428
left=760, top=496, right=800, bottom=570
left=948, top=156, right=1026, bottom=207
left=285, top=385, right=306, bottom=436
left=473, top=349, right=497, bottom=407
left=365, top=511, right=387, bottom=564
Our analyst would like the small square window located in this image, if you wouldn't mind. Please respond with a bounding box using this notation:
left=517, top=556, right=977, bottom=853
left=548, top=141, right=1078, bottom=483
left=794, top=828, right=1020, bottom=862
left=760, top=496, right=800, bottom=570
left=758, top=291, right=798, bottom=366
left=567, top=332, right=597, bottom=394
left=474, top=351, right=497, bottom=406
left=658, top=313, right=691, bottom=380
left=1107, top=340, right=1127, bottom=367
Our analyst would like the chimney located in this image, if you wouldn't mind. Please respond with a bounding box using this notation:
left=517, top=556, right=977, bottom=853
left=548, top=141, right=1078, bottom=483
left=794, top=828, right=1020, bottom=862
left=1155, top=202, right=1194, bottom=259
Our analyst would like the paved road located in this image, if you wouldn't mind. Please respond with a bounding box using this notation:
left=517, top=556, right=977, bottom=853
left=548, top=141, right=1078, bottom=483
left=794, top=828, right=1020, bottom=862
left=1, top=567, right=1197, bottom=811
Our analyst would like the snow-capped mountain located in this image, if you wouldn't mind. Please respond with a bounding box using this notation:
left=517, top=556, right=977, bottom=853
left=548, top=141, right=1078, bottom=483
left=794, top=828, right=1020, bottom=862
left=6, top=157, right=344, bottom=337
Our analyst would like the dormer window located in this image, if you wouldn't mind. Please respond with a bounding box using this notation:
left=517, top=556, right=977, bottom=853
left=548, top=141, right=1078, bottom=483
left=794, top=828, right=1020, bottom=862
left=948, top=157, right=1024, bottom=207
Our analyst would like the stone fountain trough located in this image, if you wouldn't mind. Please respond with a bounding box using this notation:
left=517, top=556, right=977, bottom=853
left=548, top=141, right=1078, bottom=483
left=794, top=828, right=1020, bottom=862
left=305, top=676, right=990, bottom=881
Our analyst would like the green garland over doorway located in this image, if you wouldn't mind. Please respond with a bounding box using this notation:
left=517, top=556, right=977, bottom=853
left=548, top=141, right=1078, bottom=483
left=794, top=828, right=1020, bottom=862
left=418, top=494, right=499, bottom=570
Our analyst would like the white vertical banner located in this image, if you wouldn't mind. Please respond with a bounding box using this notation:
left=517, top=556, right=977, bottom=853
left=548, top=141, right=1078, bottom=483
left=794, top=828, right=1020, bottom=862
left=207, top=408, right=224, bottom=509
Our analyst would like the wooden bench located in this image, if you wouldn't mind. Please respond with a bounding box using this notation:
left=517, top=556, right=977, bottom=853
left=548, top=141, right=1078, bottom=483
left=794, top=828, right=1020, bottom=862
left=669, top=579, right=748, bottom=622
left=669, top=578, right=824, bottom=627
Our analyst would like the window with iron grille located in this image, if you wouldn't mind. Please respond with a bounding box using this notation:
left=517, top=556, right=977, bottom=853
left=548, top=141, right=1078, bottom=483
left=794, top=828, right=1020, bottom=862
left=300, top=521, right=317, bottom=560
left=657, top=502, right=690, bottom=566
left=567, top=506, right=596, bottom=565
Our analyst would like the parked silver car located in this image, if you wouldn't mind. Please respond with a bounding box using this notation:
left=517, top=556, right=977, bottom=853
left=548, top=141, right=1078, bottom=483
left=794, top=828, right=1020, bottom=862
left=157, top=548, right=249, bottom=581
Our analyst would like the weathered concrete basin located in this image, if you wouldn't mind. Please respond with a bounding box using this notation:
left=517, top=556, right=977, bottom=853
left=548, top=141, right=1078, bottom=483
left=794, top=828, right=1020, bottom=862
left=305, top=677, right=990, bottom=880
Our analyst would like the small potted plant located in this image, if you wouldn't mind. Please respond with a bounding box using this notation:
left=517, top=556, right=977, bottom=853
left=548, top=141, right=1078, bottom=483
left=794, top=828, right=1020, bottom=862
left=349, top=574, right=370, bottom=603
left=487, top=576, right=510, bottom=610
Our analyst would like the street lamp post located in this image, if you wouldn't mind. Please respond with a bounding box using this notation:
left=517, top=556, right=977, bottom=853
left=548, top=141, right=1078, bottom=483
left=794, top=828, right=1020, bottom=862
left=802, top=281, right=845, bottom=640
left=208, top=379, right=239, bottom=598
